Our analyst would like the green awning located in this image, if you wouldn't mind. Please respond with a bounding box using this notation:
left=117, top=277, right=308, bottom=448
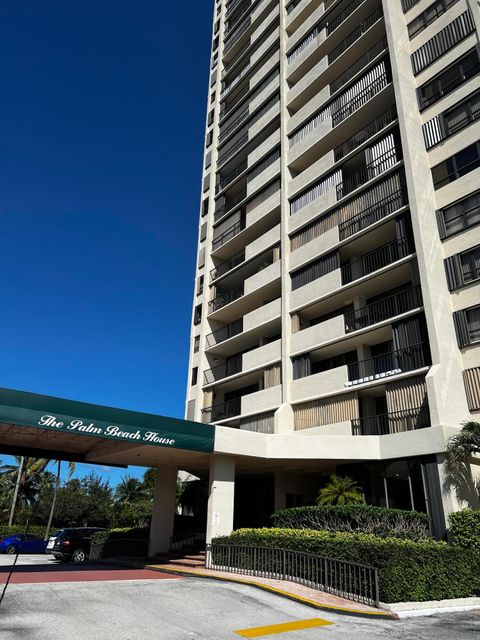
left=0, top=387, right=214, bottom=454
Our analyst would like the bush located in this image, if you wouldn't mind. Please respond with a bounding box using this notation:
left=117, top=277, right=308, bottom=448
left=0, top=525, right=51, bottom=539
left=213, top=528, right=478, bottom=603
left=449, top=510, right=480, bottom=554
left=271, top=505, right=431, bottom=540
left=90, top=526, right=150, bottom=559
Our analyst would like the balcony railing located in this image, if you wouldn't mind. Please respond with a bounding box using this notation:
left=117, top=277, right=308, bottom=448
left=344, top=286, right=422, bottom=333
left=211, top=249, right=245, bottom=281
left=201, top=398, right=242, bottom=422
left=224, top=16, right=252, bottom=53
left=332, top=71, right=389, bottom=128
left=226, top=0, right=246, bottom=18
left=351, top=405, right=430, bottom=435
left=338, top=186, right=407, bottom=241
left=217, top=161, right=249, bottom=194
left=334, top=106, right=397, bottom=162
left=328, top=7, right=383, bottom=64
left=215, top=190, right=247, bottom=222
left=336, top=147, right=399, bottom=200
left=206, top=319, right=244, bottom=348
left=326, top=0, right=358, bottom=35
left=330, top=37, right=387, bottom=94
left=226, top=0, right=253, bottom=35
left=212, top=220, right=245, bottom=251
left=347, top=343, right=428, bottom=383
left=218, top=132, right=249, bottom=166
left=204, top=355, right=243, bottom=385
left=208, top=288, right=244, bottom=313
left=341, top=237, right=412, bottom=285
left=221, top=63, right=251, bottom=99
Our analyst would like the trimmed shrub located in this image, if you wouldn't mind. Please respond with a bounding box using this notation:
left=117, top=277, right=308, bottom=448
left=271, top=505, right=431, bottom=540
left=90, top=526, right=150, bottom=559
left=0, top=525, right=50, bottom=539
left=213, top=528, right=478, bottom=603
left=449, top=509, right=480, bottom=554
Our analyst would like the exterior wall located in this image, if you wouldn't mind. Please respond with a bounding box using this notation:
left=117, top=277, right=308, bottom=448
left=185, top=0, right=480, bottom=528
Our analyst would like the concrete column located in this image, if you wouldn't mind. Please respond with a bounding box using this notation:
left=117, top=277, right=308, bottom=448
left=148, top=465, right=177, bottom=556
left=206, top=455, right=235, bottom=543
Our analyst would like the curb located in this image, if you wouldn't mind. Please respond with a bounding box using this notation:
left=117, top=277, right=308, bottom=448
left=146, top=564, right=396, bottom=620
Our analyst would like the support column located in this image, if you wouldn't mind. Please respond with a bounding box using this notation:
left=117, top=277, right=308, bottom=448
left=148, top=465, right=177, bottom=556
left=206, top=455, right=235, bottom=543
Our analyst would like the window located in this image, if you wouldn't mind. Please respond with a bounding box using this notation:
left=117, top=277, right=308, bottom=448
left=445, top=245, right=480, bottom=290
left=431, top=141, right=480, bottom=189
left=411, top=11, right=475, bottom=76
left=453, top=305, right=480, bottom=347
left=436, top=190, right=480, bottom=238
left=194, top=304, right=202, bottom=325
left=202, top=198, right=209, bottom=217
left=194, top=335, right=200, bottom=353
left=461, top=246, right=480, bottom=285
left=417, top=48, right=480, bottom=109
left=206, top=130, right=213, bottom=147
left=191, top=367, right=198, bottom=386
left=407, top=0, right=460, bottom=39
left=423, top=91, right=480, bottom=149
left=197, top=275, right=204, bottom=296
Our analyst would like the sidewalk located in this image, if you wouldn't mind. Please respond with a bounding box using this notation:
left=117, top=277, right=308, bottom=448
left=145, top=562, right=395, bottom=620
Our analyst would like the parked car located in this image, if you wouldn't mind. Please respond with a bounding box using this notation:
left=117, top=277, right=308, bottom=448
left=48, top=527, right=105, bottom=563
left=0, top=534, right=48, bottom=554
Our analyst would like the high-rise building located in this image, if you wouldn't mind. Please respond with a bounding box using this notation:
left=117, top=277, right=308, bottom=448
left=186, top=0, right=480, bottom=537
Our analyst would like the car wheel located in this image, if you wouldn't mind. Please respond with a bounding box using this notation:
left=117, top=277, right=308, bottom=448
left=6, top=545, right=16, bottom=554
left=71, top=549, right=87, bottom=564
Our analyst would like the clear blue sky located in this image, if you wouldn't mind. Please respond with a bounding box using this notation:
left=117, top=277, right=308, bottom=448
left=0, top=1, right=212, bottom=484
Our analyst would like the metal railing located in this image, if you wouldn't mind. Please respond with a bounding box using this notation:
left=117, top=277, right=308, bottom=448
left=224, top=16, right=252, bottom=53
left=341, top=237, right=412, bottom=285
left=332, top=72, right=390, bottom=128
left=211, top=250, right=245, bottom=280
left=344, top=286, right=422, bottom=333
left=218, top=132, right=249, bottom=166
left=212, top=220, right=244, bottom=250
left=226, top=0, right=246, bottom=18
left=352, top=405, right=430, bottom=435
left=215, top=190, right=247, bottom=222
left=169, top=531, right=206, bottom=553
left=334, top=106, right=397, bottom=162
left=208, top=287, right=244, bottom=313
left=206, top=319, right=244, bottom=348
left=335, top=147, right=399, bottom=200
left=205, top=543, right=379, bottom=607
left=328, top=7, right=383, bottom=64
left=347, top=343, right=427, bottom=383
left=204, top=355, right=243, bottom=385
left=338, top=186, right=406, bottom=241
left=201, top=398, right=242, bottom=422
left=326, top=0, right=358, bottom=35
left=330, top=37, right=387, bottom=94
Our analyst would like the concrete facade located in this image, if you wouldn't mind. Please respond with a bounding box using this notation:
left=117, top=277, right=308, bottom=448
left=186, top=0, right=480, bottom=538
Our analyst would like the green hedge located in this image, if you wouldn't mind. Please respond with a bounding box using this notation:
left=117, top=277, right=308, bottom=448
left=449, top=510, right=480, bottom=554
left=271, top=505, right=430, bottom=540
left=90, top=526, right=150, bottom=559
left=0, top=525, right=50, bottom=539
left=213, top=528, right=478, bottom=603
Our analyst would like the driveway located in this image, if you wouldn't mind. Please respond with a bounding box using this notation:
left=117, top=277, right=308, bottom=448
left=0, top=555, right=478, bottom=639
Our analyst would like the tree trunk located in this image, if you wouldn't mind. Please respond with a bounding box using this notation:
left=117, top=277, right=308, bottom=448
left=44, top=461, right=61, bottom=540
left=8, top=457, right=24, bottom=527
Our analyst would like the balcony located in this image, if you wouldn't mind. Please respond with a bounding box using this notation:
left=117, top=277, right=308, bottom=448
left=212, top=219, right=245, bottom=251
left=203, top=339, right=281, bottom=386
left=201, top=384, right=281, bottom=423
left=346, top=344, right=428, bottom=387
left=344, top=286, right=422, bottom=333
left=206, top=319, right=243, bottom=349
left=201, top=398, right=241, bottom=423
left=208, top=288, right=244, bottom=314
left=341, top=237, right=412, bottom=285
left=334, top=106, right=397, bottom=162
left=328, top=7, right=383, bottom=65
left=351, top=405, right=430, bottom=435
left=335, top=146, right=400, bottom=200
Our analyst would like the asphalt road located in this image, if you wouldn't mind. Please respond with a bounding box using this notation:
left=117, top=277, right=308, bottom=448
left=0, top=555, right=479, bottom=640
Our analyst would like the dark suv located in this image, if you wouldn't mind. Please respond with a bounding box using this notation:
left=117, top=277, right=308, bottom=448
left=49, top=528, right=105, bottom=563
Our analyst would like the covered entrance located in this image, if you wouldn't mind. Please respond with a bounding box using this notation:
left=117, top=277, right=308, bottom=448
left=0, top=386, right=221, bottom=555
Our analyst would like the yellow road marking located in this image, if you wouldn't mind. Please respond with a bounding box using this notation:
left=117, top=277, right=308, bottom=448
left=234, top=618, right=334, bottom=637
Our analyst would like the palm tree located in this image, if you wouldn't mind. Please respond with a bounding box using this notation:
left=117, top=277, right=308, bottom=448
left=0, top=456, right=50, bottom=524
left=44, top=460, right=76, bottom=540
left=115, top=476, right=148, bottom=504
left=447, top=420, right=480, bottom=463
left=317, top=474, right=364, bottom=506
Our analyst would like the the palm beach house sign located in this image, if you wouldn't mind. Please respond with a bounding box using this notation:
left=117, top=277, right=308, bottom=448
left=0, top=387, right=214, bottom=453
